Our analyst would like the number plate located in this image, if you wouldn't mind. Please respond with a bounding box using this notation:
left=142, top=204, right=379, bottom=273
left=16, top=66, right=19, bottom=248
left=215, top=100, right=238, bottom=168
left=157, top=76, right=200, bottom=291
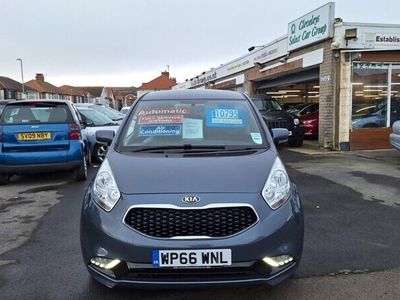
left=152, top=249, right=232, bottom=268
left=18, top=132, right=52, bottom=141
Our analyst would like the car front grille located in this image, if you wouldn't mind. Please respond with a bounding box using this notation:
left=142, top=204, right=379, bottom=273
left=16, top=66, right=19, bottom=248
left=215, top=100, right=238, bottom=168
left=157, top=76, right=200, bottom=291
left=121, top=264, right=268, bottom=281
left=267, top=119, right=290, bottom=130
left=124, top=206, right=258, bottom=238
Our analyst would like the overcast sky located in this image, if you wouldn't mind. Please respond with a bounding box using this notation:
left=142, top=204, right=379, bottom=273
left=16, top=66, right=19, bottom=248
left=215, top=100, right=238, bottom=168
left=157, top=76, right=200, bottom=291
left=1, top=0, right=400, bottom=87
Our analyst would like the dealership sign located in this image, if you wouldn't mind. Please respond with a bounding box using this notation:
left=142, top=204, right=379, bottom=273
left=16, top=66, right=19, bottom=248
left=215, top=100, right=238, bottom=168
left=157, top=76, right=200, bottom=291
left=364, top=32, right=400, bottom=47
left=288, top=2, right=335, bottom=51
left=173, top=36, right=288, bottom=89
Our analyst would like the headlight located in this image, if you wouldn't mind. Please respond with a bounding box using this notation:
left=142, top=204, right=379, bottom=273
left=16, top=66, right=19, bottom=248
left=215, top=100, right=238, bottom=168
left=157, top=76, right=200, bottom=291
left=294, top=118, right=300, bottom=125
left=262, top=157, right=291, bottom=210
left=92, top=159, right=120, bottom=212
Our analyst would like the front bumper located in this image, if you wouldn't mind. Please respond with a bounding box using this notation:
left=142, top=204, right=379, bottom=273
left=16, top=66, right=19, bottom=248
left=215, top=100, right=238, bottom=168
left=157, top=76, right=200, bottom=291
left=288, top=126, right=304, bottom=142
left=0, top=160, right=81, bottom=174
left=87, top=260, right=298, bottom=288
left=80, top=183, right=304, bottom=288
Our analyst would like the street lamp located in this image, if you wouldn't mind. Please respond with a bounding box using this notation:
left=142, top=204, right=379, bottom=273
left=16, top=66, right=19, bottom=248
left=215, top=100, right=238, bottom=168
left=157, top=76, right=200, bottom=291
left=248, top=45, right=265, bottom=52
left=16, top=58, right=25, bottom=96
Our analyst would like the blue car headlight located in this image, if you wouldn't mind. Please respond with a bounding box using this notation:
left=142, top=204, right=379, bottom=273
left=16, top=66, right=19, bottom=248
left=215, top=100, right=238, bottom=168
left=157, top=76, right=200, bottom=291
left=92, top=159, right=121, bottom=212
left=261, top=157, right=291, bottom=210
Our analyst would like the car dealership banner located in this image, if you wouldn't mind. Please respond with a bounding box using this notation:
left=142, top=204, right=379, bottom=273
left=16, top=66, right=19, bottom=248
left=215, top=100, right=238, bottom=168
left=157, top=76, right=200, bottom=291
left=287, top=2, right=335, bottom=51
left=364, top=32, right=400, bottom=47
left=174, top=37, right=288, bottom=89
left=174, top=3, right=337, bottom=90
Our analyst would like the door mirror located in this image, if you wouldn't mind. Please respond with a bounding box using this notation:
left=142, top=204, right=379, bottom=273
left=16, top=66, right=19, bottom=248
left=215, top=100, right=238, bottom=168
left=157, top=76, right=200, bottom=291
left=272, top=128, right=289, bottom=143
left=96, top=130, right=115, bottom=146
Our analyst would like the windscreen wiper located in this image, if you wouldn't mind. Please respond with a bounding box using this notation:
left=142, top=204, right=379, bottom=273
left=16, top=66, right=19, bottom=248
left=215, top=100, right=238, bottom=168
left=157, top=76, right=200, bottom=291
left=130, top=145, right=266, bottom=153
left=131, top=144, right=227, bottom=153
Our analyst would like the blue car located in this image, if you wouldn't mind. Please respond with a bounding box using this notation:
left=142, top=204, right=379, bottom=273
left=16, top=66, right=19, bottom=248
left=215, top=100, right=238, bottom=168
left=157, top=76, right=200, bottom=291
left=80, top=90, right=304, bottom=288
left=0, top=100, right=88, bottom=184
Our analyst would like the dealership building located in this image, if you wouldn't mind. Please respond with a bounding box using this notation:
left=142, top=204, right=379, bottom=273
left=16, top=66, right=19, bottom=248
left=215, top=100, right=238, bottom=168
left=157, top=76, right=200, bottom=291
left=174, top=2, right=400, bottom=150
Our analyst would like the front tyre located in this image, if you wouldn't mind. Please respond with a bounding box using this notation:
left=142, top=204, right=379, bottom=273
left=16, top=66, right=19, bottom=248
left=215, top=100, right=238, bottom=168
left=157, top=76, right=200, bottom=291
left=74, top=155, right=88, bottom=181
left=94, top=143, right=108, bottom=163
left=288, top=138, right=303, bottom=147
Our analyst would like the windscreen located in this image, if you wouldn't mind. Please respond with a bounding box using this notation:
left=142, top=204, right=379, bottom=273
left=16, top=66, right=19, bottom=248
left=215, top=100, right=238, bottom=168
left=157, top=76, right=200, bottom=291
left=78, top=108, right=116, bottom=126
left=92, top=105, right=122, bottom=120
left=118, top=98, right=267, bottom=150
left=252, top=98, right=282, bottom=112
left=0, top=103, right=73, bottom=124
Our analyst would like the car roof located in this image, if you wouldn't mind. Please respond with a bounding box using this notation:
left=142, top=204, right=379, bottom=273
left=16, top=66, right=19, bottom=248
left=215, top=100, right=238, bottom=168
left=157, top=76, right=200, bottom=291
left=76, top=106, right=95, bottom=111
left=75, top=103, right=102, bottom=106
left=0, top=99, right=16, bottom=103
left=6, top=99, right=71, bottom=105
left=141, top=89, right=247, bottom=100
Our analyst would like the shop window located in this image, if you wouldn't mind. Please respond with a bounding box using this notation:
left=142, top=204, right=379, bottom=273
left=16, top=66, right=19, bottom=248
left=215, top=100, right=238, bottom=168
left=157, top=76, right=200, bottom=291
left=391, top=66, right=400, bottom=125
left=352, top=63, right=388, bottom=129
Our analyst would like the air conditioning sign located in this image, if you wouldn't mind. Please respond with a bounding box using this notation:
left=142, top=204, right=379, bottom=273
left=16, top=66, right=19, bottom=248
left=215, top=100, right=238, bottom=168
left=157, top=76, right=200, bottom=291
left=288, top=2, right=335, bottom=51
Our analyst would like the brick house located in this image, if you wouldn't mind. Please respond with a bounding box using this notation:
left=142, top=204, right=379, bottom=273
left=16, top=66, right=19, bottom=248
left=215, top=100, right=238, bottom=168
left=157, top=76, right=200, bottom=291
left=59, top=85, right=87, bottom=103
left=137, top=71, right=176, bottom=98
left=112, top=87, right=137, bottom=109
left=25, top=73, right=69, bottom=100
left=0, top=76, right=39, bottom=100
left=77, top=87, right=116, bottom=106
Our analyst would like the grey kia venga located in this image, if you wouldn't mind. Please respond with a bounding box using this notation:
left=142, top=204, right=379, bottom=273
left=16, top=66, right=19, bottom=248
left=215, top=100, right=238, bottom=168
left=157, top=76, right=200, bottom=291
left=80, top=89, right=304, bottom=288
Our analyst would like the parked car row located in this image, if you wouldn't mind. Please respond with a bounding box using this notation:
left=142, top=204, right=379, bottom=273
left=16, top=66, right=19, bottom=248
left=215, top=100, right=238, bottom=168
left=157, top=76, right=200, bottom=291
left=0, top=100, right=124, bottom=184
left=352, top=98, right=400, bottom=129
left=76, top=106, right=120, bottom=162
left=251, top=96, right=304, bottom=147
left=0, top=99, right=16, bottom=115
left=76, top=103, right=125, bottom=124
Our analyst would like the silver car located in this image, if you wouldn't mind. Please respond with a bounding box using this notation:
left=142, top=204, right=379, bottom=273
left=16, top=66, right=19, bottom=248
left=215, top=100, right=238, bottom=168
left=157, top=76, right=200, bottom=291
left=77, top=107, right=119, bottom=162
left=76, top=103, right=124, bottom=124
left=390, top=120, right=400, bottom=150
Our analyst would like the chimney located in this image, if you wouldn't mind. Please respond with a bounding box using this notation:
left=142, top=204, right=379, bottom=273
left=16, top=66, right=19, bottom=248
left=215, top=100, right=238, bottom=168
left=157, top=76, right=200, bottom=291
left=36, top=73, right=45, bottom=82
left=161, top=71, right=169, bottom=78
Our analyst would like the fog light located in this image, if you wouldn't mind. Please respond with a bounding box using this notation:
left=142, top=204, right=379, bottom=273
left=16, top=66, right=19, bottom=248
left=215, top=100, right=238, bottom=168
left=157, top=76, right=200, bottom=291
left=263, top=255, right=294, bottom=268
left=90, top=257, right=121, bottom=269
left=90, top=257, right=127, bottom=278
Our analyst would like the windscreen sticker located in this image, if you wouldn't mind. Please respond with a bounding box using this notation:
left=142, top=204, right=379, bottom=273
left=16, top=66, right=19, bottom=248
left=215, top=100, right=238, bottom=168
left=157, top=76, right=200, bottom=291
left=138, top=115, right=183, bottom=125
left=139, top=125, right=182, bottom=136
left=251, top=132, right=262, bottom=144
left=205, top=108, right=248, bottom=128
left=137, top=108, right=191, bottom=116
left=183, top=118, right=203, bottom=139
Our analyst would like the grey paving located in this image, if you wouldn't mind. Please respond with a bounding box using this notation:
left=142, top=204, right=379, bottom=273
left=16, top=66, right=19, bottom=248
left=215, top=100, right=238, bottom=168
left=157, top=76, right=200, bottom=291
left=0, top=148, right=399, bottom=299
